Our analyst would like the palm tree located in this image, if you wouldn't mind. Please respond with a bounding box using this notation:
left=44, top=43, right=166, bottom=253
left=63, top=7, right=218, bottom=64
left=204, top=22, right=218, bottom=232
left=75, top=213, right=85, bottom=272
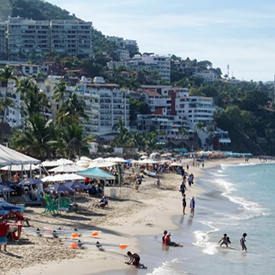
left=0, top=97, right=16, bottom=122
left=131, top=131, right=146, bottom=151
left=57, top=123, right=93, bottom=159
left=112, top=118, right=132, bottom=147
left=0, top=67, right=19, bottom=122
left=53, top=81, right=69, bottom=104
left=56, top=93, right=88, bottom=125
left=11, top=114, right=57, bottom=159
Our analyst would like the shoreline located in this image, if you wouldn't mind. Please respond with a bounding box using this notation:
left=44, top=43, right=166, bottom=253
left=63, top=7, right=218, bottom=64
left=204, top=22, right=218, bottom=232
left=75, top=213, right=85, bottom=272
left=6, top=158, right=256, bottom=275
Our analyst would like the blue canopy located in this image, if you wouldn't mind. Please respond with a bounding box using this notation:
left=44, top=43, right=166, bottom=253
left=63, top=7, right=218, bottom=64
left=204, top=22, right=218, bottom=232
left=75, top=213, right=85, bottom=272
left=64, top=181, right=90, bottom=190
left=123, top=159, right=132, bottom=163
left=0, top=201, right=25, bottom=216
left=78, top=167, right=115, bottom=180
left=44, top=184, right=74, bottom=193
left=19, top=178, right=43, bottom=185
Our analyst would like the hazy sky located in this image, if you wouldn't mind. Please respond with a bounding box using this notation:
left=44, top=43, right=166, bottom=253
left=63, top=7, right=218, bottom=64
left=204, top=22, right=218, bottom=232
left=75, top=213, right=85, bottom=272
left=46, top=0, right=275, bottom=82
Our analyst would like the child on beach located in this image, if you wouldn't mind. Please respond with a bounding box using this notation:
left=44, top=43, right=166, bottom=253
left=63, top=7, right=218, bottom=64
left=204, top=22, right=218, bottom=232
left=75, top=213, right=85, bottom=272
left=125, top=251, right=147, bottom=268
left=240, top=233, right=247, bottom=251
left=218, top=234, right=231, bottom=247
left=190, top=197, right=195, bottom=216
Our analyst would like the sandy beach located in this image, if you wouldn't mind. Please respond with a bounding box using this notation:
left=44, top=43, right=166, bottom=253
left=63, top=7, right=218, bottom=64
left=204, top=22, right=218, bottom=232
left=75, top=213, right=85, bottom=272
left=1, top=157, right=249, bottom=275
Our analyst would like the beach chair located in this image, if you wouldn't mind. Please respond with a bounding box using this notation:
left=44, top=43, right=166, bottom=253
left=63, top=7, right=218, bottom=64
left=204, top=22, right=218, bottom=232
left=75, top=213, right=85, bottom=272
left=43, top=197, right=58, bottom=216
left=57, top=197, right=70, bottom=213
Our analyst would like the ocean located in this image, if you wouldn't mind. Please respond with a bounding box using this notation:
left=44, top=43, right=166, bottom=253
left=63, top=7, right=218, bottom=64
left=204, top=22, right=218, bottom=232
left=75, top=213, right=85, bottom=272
left=135, top=161, right=275, bottom=275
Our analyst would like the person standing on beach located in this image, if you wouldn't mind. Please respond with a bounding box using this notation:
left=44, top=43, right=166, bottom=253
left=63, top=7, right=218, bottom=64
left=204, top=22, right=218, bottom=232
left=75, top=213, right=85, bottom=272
left=0, top=218, right=9, bottom=253
left=156, top=178, right=160, bottom=189
left=182, top=194, right=187, bottom=215
left=240, top=233, right=247, bottom=251
left=190, top=197, right=195, bottom=216
left=180, top=182, right=186, bottom=195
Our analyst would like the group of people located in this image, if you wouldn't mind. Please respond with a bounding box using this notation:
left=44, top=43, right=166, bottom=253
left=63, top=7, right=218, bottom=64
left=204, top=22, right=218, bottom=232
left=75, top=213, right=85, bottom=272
left=179, top=173, right=195, bottom=216
left=219, top=233, right=248, bottom=251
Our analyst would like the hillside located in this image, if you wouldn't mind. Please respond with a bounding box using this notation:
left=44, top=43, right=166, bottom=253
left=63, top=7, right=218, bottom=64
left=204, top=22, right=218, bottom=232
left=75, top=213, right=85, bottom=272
left=0, top=0, right=78, bottom=21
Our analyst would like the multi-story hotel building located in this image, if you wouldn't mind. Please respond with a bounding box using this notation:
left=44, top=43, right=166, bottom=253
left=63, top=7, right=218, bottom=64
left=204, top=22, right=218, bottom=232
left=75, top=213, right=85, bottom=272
left=50, top=20, right=93, bottom=57
left=0, top=22, right=6, bottom=59
left=7, top=17, right=50, bottom=60
left=1, top=17, right=93, bottom=61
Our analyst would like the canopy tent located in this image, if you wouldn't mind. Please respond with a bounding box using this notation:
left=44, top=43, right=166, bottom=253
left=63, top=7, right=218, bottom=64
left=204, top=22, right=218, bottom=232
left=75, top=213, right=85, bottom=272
left=78, top=167, right=115, bottom=180
left=0, top=144, right=40, bottom=166
left=0, top=164, right=40, bottom=171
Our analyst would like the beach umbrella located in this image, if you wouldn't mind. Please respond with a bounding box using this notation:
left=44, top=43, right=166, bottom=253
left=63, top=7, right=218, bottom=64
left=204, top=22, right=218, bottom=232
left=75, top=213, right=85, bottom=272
left=18, top=178, right=43, bottom=185
left=57, top=158, right=74, bottom=165
left=88, top=161, right=115, bottom=168
left=123, top=159, right=132, bottom=163
left=49, top=164, right=85, bottom=173
left=41, top=160, right=60, bottom=167
left=0, top=185, right=15, bottom=192
left=0, top=181, right=18, bottom=189
left=64, top=181, right=90, bottom=190
left=41, top=175, right=56, bottom=182
left=44, top=184, right=74, bottom=193
left=0, top=201, right=25, bottom=213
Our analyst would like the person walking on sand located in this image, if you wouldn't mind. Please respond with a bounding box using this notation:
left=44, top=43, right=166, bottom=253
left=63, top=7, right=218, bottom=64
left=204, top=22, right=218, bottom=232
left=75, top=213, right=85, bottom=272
left=190, top=197, right=195, bottom=216
left=156, top=178, right=160, bottom=189
left=182, top=194, right=187, bottom=215
left=0, top=218, right=9, bottom=253
left=179, top=182, right=186, bottom=195
left=240, top=233, right=247, bottom=251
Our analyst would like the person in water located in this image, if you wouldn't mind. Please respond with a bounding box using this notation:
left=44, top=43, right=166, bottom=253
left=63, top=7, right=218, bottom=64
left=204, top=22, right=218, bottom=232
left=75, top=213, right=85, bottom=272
left=162, top=230, right=167, bottom=243
left=240, top=233, right=247, bottom=251
left=125, top=251, right=147, bottom=268
left=218, top=233, right=231, bottom=247
left=163, top=232, right=183, bottom=247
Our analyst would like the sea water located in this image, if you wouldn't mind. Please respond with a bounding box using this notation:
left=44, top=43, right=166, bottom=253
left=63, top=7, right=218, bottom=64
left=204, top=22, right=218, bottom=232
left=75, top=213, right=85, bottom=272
left=109, top=162, right=275, bottom=275
left=142, top=162, right=275, bottom=275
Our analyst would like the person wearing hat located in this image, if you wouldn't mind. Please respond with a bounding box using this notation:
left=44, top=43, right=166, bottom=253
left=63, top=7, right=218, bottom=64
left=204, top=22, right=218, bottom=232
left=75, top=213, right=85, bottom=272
left=163, top=232, right=183, bottom=247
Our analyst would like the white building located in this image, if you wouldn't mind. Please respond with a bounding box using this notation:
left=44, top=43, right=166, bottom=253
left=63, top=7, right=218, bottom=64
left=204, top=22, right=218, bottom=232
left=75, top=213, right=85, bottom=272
left=78, top=77, right=130, bottom=136
left=0, top=78, right=22, bottom=127
left=50, top=20, right=93, bottom=57
left=193, top=70, right=217, bottom=83
left=7, top=17, right=50, bottom=60
left=0, top=22, right=6, bottom=59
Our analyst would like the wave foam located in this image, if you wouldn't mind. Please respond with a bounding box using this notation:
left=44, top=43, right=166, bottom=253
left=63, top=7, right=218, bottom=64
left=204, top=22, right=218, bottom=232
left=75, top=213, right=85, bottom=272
left=148, top=258, right=188, bottom=275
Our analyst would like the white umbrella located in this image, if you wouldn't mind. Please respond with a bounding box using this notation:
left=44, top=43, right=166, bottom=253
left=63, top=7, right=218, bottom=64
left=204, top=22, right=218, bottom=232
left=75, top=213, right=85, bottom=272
left=76, top=160, right=90, bottom=168
left=41, top=160, right=60, bottom=167
left=57, top=158, right=73, bottom=165
left=170, top=162, right=183, bottom=167
left=49, top=164, right=85, bottom=173
left=80, top=156, right=92, bottom=162
left=105, top=157, right=125, bottom=163
left=42, top=173, right=85, bottom=182
left=91, top=157, right=104, bottom=162
left=88, top=161, right=116, bottom=168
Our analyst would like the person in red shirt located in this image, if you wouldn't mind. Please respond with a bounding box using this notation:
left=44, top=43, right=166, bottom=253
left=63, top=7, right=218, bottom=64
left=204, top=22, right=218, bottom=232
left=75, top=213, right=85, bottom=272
left=0, top=218, right=9, bottom=252
left=163, top=232, right=183, bottom=247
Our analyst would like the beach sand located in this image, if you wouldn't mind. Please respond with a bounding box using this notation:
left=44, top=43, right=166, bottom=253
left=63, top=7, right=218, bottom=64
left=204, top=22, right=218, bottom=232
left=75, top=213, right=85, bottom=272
left=1, top=158, right=249, bottom=275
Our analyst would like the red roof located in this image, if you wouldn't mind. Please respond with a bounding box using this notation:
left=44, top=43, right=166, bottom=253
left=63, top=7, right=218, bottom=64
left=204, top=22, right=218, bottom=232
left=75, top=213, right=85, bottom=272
left=152, top=108, right=163, bottom=115
left=142, top=89, right=160, bottom=96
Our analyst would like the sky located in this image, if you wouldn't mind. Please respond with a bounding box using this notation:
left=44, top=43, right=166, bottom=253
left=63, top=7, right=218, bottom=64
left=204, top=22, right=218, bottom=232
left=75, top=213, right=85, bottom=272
left=46, top=0, right=275, bottom=82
